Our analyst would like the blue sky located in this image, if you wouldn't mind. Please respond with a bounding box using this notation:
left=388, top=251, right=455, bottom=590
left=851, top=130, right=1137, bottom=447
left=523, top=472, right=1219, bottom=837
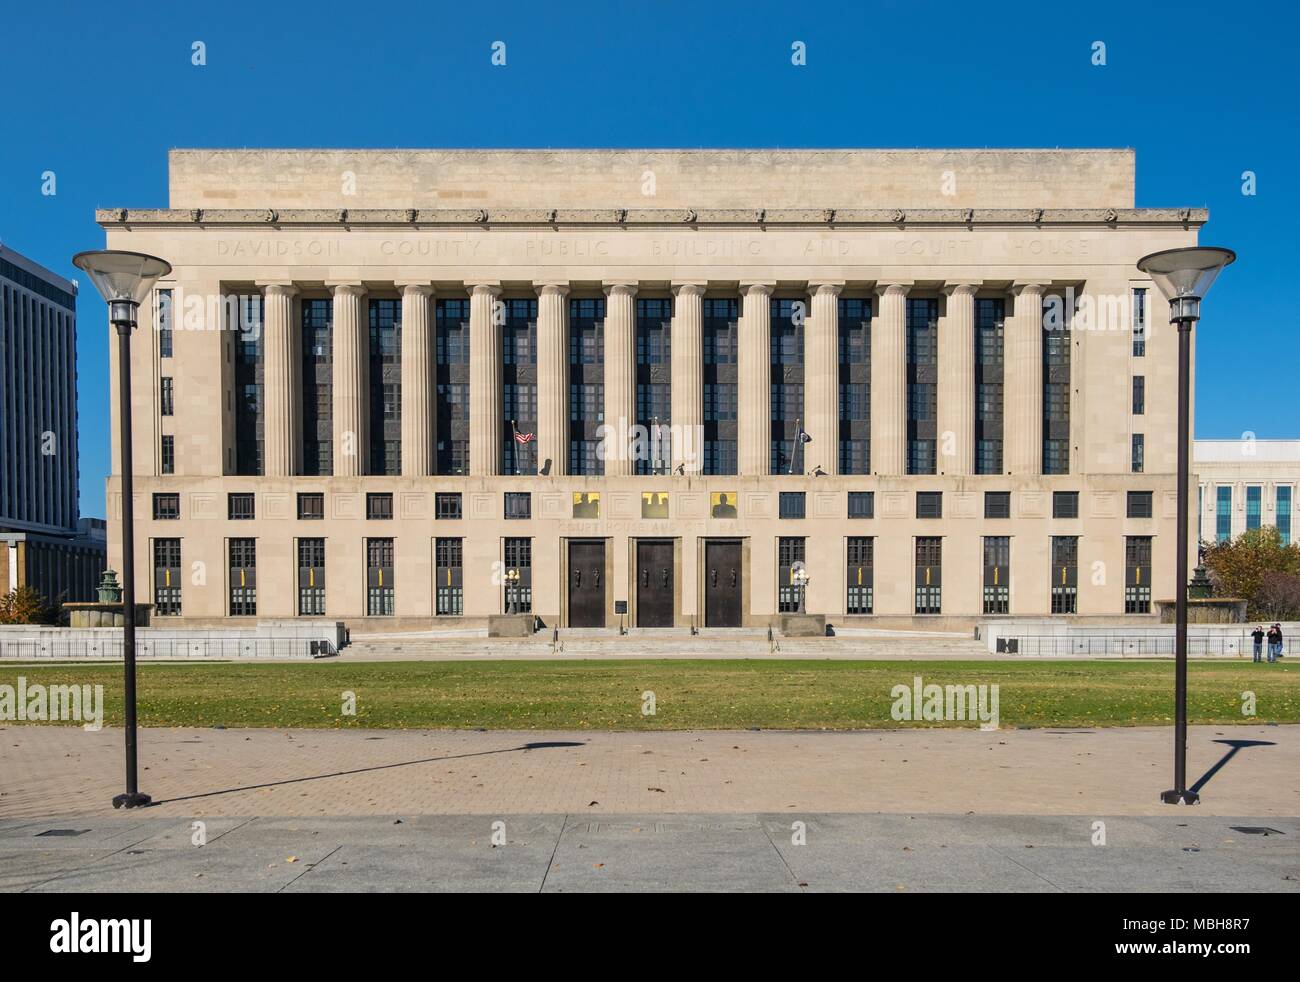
left=1, top=0, right=1295, bottom=517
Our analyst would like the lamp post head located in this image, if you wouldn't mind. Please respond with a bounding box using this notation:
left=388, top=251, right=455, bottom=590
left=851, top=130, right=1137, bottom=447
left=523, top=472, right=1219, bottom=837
left=1136, top=246, right=1235, bottom=324
left=72, top=250, right=172, bottom=331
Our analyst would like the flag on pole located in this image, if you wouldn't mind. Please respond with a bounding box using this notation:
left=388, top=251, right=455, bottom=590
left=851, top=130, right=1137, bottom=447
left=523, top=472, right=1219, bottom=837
left=798, top=428, right=812, bottom=444
left=513, top=429, right=535, bottom=444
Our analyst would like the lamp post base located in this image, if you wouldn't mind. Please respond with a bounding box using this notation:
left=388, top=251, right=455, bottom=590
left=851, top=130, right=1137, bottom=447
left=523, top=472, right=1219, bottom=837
left=1160, top=789, right=1200, bottom=806
left=112, top=791, right=153, bottom=810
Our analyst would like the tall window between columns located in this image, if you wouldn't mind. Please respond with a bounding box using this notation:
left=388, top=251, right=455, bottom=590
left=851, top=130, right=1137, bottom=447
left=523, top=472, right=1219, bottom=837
left=636, top=298, right=672, bottom=475
left=569, top=297, right=605, bottom=475
left=771, top=298, right=806, bottom=474
left=1043, top=293, right=1071, bottom=475
left=905, top=298, right=938, bottom=475
left=838, top=297, right=871, bottom=475
left=368, top=299, right=402, bottom=475
left=501, top=298, right=538, bottom=475
left=233, top=294, right=265, bottom=475
left=436, top=298, right=471, bottom=475
left=301, top=298, right=333, bottom=476
left=974, top=298, right=1005, bottom=474
left=702, top=297, right=738, bottom=475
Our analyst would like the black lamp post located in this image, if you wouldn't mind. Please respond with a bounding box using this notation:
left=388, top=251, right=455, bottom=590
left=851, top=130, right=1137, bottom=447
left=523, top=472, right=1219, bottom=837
left=1136, top=246, right=1235, bottom=806
left=72, top=249, right=172, bottom=810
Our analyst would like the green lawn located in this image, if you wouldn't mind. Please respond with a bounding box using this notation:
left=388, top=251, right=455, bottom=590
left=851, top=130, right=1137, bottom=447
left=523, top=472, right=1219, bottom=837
left=3, top=660, right=1296, bottom=730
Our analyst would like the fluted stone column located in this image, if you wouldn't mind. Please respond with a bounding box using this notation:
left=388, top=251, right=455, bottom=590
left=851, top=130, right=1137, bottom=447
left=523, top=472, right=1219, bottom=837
left=871, top=282, right=911, bottom=476
left=537, top=284, right=569, bottom=477
left=739, top=282, right=775, bottom=476
left=329, top=283, right=367, bottom=477
left=398, top=283, right=435, bottom=476
left=1006, top=282, right=1047, bottom=476
left=603, top=282, right=638, bottom=476
left=468, top=283, right=502, bottom=477
left=670, top=283, right=705, bottom=474
left=806, top=282, right=842, bottom=475
left=258, top=282, right=299, bottom=476
left=939, top=282, right=978, bottom=475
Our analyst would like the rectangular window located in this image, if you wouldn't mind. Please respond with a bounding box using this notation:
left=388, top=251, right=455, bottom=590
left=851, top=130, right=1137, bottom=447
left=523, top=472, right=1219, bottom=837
left=366, top=492, right=393, bottom=521
left=366, top=538, right=395, bottom=616
left=1051, top=536, right=1078, bottom=614
left=916, top=491, right=943, bottom=519
left=770, top=298, right=806, bottom=475
left=157, top=289, right=173, bottom=358
left=1127, top=490, right=1153, bottom=519
left=501, top=299, right=538, bottom=475
left=847, top=491, right=875, bottom=519
left=1053, top=491, right=1079, bottom=519
left=1043, top=294, right=1070, bottom=475
left=233, top=296, right=265, bottom=475
left=569, top=297, right=605, bottom=475
left=297, top=492, right=324, bottom=520
left=838, top=298, right=871, bottom=474
left=906, top=298, right=938, bottom=474
left=229, top=538, right=257, bottom=616
left=702, top=297, right=738, bottom=475
left=436, top=492, right=463, bottom=520
left=984, top=491, right=1011, bottom=519
left=846, top=536, right=874, bottom=614
left=1125, top=536, right=1152, bottom=614
left=160, top=435, right=174, bottom=475
left=982, top=536, right=1010, bottom=615
left=1132, top=288, right=1147, bottom=357
left=779, top=491, right=806, bottom=519
left=160, top=377, right=174, bottom=416
left=974, top=297, right=1005, bottom=474
left=153, top=493, right=180, bottom=520
left=1277, top=486, right=1293, bottom=545
left=153, top=538, right=182, bottom=616
left=503, top=537, right=533, bottom=613
left=368, top=299, right=402, bottom=475
left=435, top=537, right=464, bottom=616
left=228, top=493, right=255, bottom=521
left=505, top=492, right=531, bottom=520
left=1132, top=376, right=1145, bottom=415
left=436, top=298, right=471, bottom=474
left=914, top=537, right=942, bottom=615
left=1246, top=485, right=1261, bottom=530
left=1216, top=486, right=1232, bottom=542
left=1131, top=433, right=1145, bottom=473
left=777, top=536, right=806, bottom=613
left=301, top=297, right=333, bottom=475
left=297, top=538, right=325, bottom=616
left=636, top=297, right=673, bottom=475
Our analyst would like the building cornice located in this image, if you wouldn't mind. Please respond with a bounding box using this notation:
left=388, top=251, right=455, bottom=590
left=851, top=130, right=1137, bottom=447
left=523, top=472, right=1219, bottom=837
left=95, top=207, right=1208, bottom=230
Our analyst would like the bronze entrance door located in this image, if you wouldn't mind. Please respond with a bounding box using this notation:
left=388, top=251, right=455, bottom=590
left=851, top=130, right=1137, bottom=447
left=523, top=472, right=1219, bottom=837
left=567, top=540, right=605, bottom=628
left=704, top=540, right=742, bottom=627
left=636, top=540, right=674, bottom=628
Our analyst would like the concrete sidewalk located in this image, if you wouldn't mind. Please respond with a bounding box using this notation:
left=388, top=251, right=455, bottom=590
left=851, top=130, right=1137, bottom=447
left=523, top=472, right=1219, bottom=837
left=3, top=813, right=1295, bottom=893
left=1, top=724, right=1295, bottom=819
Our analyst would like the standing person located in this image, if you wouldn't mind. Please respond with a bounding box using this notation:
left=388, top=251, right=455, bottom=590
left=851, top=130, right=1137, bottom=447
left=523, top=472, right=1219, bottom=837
left=1251, top=625, right=1266, bottom=663
left=1269, top=623, right=1284, bottom=663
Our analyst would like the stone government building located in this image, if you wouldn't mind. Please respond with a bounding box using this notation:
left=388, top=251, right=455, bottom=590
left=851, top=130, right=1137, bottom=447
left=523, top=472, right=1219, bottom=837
left=99, top=148, right=1201, bottom=630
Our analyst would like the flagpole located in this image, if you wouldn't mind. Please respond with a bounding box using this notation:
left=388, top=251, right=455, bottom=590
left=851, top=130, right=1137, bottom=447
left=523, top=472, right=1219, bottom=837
left=511, top=420, right=518, bottom=476
left=789, top=418, right=800, bottom=475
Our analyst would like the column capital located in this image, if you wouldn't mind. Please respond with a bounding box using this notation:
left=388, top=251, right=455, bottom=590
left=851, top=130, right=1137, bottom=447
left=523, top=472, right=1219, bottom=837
left=809, top=281, right=845, bottom=297
left=256, top=281, right=299, bottom=297
left=740, top=281, right=777, bottom=297
left=395, top=281, right=436, bottom=297
left=465, top=281, right=502, bottom=297
left=536, top=282, right=570, bottom=298
left=326, top=281, right=367, bottom=298
left=671, top=281, right=708, bottom=297
left=1009, top=281, right=1050, bottom=296
left=941, top=281, right=982, bottom=297
left=875, top=281, right=913, bottom=298
left=602, top=281, right=639, bottom=297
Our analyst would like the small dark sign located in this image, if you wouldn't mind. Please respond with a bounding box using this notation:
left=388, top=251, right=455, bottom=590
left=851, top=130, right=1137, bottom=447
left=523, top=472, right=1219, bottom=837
left=614, top=600, right=628, bottom=614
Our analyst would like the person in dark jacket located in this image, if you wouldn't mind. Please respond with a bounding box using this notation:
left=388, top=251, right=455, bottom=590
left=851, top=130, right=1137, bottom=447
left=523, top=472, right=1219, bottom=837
left=1267, top=624, right=1284, bottom=663
left=1251, top=625, right=1266, bottom=663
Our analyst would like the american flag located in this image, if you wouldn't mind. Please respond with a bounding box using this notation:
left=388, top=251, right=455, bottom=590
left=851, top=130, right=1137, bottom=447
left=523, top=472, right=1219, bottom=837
left=512, top=422, right=535, bottom=444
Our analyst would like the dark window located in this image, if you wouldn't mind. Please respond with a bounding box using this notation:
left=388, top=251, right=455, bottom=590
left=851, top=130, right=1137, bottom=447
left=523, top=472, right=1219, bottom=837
left=435, top=537, right=463, bottom=615
left=368, top=299, right=402, bottom=475
left=297, top=538, right=325, bottom=616
left=436, top=492, right=463, bottom=520
left=1053, top=491, right=1079, bottom=519
left=160, top=435, right=174, bottom=475
left=1125, top=536, right=1152, bottom=613
left=779, top=491, right=806, bottom=520
left=906, top=298, right=938, bottom=474
left=1051, top=536, right=1078, bottom=614
left=915, top=537, right=942, bottom=614
left=157, top=289, right=174, bottom=358
left=297, top=492, right=324, bottom=520
left=367, top=538, right=395, bottom=615
left=436, top=298, right=471, bottom=474
left=153, top=493, right=180, bottom=520
left=569, top=297, right=605, bottom=476
left=777, top=536, right=806, bottom=613
left=984, top=491, right=1011, bottom=519
left=501, top=299, right=538, bottom=474
left=505, top=492, right=531, bottom=520
left=366, top=492, right=393, bottom=520
left=848, top=491, right=875, bottom=519
left=228, top=493, right=255, bottom=521
left=702, top=298, right=738, bottom=475
left=503, top=537, right=532, bottom=613
left=229, top=538, right=257, bottom=616
left=1132, top=288, right=1147, bottom=357
left=1127, top=491, right=1153, bottom=519
left=982, top=536, right=1010, bottom=614
left=975, top=298, right=1005, bottom=474
left=916, top=491, right=943, bottom=519
left=1131, top=433, right=1145, bottom=473
left=160, top=377, right=174, bottom=416
left=1132, top=376, right=1145, bottom=415
left=233, top=296, right=265, bottom=475
left=636, top=298, right=673, bottom=475
left=846, top=536, right=874, bottom=614
left=771, top=298, right=806, bottom=475
left=1043, top=293, right=1070, bottom=475
left=838, top=297, right=871, bottom=474
left=153, top=538, right=182, bottom=616
left=301, top=298, right=333, bottom=475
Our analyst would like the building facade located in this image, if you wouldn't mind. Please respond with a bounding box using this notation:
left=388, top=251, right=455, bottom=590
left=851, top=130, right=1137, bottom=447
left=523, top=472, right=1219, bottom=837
left=0, top=244, right=105, bottom=602
left=1196, top=439, right=1298, bottom=547
left=100, top=149, right=1201, bottom=630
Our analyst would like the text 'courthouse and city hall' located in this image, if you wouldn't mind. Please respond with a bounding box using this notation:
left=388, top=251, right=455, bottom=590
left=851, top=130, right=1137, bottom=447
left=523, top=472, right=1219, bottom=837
left=99, top=149, right=1201, bottom=630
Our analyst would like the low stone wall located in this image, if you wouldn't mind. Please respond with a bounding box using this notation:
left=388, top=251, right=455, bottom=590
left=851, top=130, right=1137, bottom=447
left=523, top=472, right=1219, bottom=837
left=978, top=618, right=1298, bottom=657
left=0, top=620, right=347, bottom=660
